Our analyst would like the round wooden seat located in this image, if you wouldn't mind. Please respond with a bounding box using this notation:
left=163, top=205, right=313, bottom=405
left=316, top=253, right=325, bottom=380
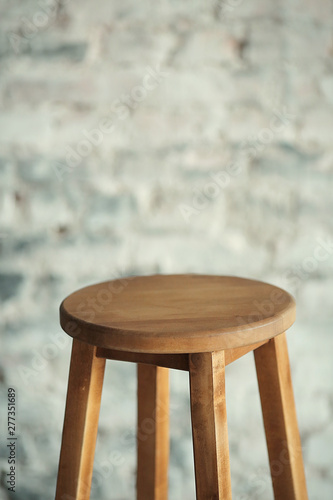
left=60, top=274, right=295, bottom=353
left=56, top=274, right=307, bottom=500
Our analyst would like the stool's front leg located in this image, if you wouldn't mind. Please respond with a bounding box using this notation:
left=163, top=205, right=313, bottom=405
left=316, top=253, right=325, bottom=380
left=55, top=339, right=106, bottom=500
left=137, top=364, right=169, bottom=500
left=254, top=332, right=308, bottom=500
left=189, top=351, right=232, bottom=500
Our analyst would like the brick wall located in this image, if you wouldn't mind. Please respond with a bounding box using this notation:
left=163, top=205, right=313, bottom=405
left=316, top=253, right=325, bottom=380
left=0, top=0, right=333, bottom=498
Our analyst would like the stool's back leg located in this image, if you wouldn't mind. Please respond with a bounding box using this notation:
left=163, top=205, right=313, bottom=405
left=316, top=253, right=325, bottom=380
left=189, top=351, right=232, bottom=500
left=137, top=364, right=169, bottom=500
left=55, top=339, right=106, bottom=500
left=254, top=332, right=308, bottom=500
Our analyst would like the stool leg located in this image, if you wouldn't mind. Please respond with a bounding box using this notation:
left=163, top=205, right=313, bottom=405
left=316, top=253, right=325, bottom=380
left=254, top=332, right=308, bottom=500
left=189, top=351, right=232, bottom=500
left=137, top=364, right=169, bottom=500
left=55, top=339, right=106, bottom=500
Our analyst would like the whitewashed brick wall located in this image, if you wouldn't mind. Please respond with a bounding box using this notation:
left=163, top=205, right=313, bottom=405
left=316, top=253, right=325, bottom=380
left=1, top=0, right=333, bottom=498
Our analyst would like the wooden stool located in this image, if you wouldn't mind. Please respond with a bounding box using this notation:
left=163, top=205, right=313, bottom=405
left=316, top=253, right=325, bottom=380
left=55, top=274, right=308, bottom=500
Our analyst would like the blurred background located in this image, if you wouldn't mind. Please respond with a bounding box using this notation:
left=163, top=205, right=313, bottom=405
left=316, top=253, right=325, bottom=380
left=0, top=0, right=333, bottom=498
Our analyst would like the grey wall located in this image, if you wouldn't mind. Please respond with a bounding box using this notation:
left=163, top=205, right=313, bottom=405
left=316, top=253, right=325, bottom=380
left=0, top=0, right=333, bottom=498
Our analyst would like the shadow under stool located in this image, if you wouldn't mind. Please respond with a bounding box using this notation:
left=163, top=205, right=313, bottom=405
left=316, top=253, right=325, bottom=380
left=55, top=274, right=308, bottom=500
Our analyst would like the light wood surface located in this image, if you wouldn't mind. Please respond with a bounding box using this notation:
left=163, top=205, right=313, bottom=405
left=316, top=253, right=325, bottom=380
left=224, top=339, right=269, bottom=365
left=55, top=339, right=106, bottom=500
left=55, top=276, right=307, bottom=500
left=254, top=333, right=308, bottom=500
left=96, top=347, right=190, bottom=371
left=60, top=274, right=295, bottom=353
left=189, top=351, right=232, bottom=500
left=137, top=364, right=169, bottom=500
left=95, top=339, right=269, bottom=372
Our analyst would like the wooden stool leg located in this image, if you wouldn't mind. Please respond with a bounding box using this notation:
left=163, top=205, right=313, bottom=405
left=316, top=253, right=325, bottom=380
left=55, top=339, right=106, bottom=500
left=137, top=364, right=169, bottom=500
left=189, top=351, right=232, bottom=500
left=254, top=332, right=308, bottom=500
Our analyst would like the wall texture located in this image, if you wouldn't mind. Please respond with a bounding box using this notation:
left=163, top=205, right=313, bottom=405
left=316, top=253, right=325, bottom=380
left=0, top=0, right=333, bottom=498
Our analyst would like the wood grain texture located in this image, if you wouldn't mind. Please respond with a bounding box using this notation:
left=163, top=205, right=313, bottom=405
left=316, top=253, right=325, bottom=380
left=137, top=364, right=169, bottom=500
left=60, top=274, right=295, bottom=353
left=189, top=351, right=232, bottom=500
left=254, top=333, right=308, bottom=500
left=96, top=347, right=189, bottom=371
left=224, top=339, right=269, bottom=365
left=55, top=339, right=106, bottom=500
left=95, top=340, right=269, bottom=372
